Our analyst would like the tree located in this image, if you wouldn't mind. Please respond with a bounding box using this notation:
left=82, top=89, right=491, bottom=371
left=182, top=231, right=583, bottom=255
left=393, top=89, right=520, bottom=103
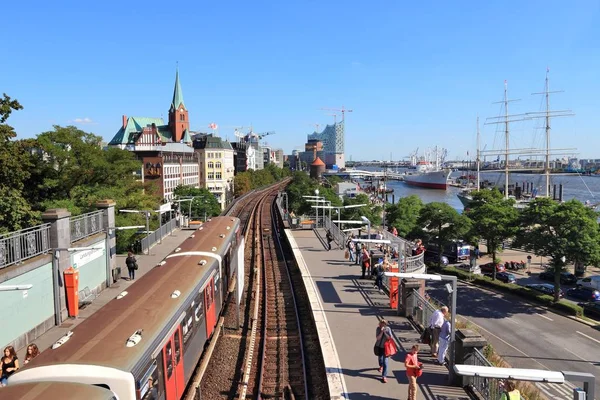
left=0, top=95, right=37, bottom=233
left=341, top=194, right=381, bottom=227
left=465, top=189, right=519, bottom=280
left=233, top=172, right=252, bottom=196
left=385, top=195, right=423, bottom=238
left=514, top=198, right=600, bottom=301
left=173, top=186, right=221, bottom=221
left=416, top=202, right=471, bottom=268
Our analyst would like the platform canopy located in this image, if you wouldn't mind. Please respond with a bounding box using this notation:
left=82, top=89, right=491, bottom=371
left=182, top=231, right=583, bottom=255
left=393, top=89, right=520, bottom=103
left=453, top=365, right=564, bottom=384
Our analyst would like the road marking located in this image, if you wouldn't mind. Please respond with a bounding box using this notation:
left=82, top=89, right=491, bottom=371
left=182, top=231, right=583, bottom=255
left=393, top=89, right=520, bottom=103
left=562, top=346, right=589, bottom=363
left=576, top=331, right=600, bottom=345
left=464, top=319, right=549, bottom=371
left=505, top=318, right=520, bottom=325
left=536, top=313, right=554, bottom=321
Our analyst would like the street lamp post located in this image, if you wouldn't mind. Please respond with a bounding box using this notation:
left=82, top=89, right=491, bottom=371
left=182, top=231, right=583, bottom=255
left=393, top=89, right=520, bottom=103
left=361, top=216, right=371, bottom=251
left=119, top=209, right=152, bottom=253
left=315, top=189, right=320, bottom=228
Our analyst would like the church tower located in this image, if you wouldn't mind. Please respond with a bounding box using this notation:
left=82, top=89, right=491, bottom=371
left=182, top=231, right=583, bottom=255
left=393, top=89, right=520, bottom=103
left=168, top=68, right=189, bottom=143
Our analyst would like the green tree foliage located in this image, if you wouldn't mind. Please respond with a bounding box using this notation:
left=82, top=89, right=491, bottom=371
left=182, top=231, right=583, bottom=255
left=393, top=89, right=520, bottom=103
left=384, top=195, right=423, bottom=238
left=465, top=189, right=519, bottom=280
left=416, top=202, right=471, bottom=268
left=173, top=186, right=221, bottom=220
left=340, top=194, right=381, bottom=226
left=514, top=198, right=600, bottom=301
left=0, top=96, right=38, bottom=232
left=233, top=164, right=291, bottom=197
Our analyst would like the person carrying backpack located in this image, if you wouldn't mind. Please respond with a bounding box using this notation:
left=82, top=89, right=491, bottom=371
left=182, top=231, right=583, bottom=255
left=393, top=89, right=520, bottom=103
left=325, top=230, right=334, bottom=251
left=346, top=235, right=356, bottom=263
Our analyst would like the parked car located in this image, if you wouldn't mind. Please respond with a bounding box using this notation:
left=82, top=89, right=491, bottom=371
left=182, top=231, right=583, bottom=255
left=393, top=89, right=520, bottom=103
left=539, top=271, right=578, bottom=285
left=496, top=272, right=516, bottom=284
left=479, top=262, right=506, bottom=274
left=567, top=286, right=600, bottom=302
left=578, top=302, right=600, bottom=319
left=456, top=263, right=481, bottom=275
left=424, top=253, right=449, bottom=266
left=576, top=275, right=600, bottom=290
left=526, top=283, right=564, bottom=298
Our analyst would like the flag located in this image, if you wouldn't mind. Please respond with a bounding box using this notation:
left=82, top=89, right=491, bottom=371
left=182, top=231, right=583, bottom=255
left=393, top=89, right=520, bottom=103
left=209, top=123, right=218, bottom=130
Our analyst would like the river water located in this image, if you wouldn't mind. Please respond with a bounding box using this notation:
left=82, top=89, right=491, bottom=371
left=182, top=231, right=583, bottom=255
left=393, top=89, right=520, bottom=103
left=359, top=168, right=600, bottom=212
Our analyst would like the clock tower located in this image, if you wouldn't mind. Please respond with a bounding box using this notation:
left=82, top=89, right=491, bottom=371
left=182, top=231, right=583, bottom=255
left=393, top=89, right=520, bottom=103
left=168, top=68, right=189, bottom=143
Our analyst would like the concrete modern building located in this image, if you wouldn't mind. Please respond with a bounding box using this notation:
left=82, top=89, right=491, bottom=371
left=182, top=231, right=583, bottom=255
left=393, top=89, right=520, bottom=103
left=193, top=134, right=235, bottom=210
left=108, top=69, right=199, bottom=201
left=300, top=120, right=345, bottom=169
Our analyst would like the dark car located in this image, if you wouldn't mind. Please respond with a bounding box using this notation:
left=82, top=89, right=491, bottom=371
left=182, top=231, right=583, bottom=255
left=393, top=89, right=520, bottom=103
left=567, top=286, right=600, bottom=302
left=526, top=283, right=564, bottom=298
left=578, top=302, right=600, bottom=319
left=424, top=253, right=449, bottom=266
left=496, top=272, right=516, bottom=284
left=539, top=271, right=577, bottom=285
left=480, top=263, right=506, bottom=274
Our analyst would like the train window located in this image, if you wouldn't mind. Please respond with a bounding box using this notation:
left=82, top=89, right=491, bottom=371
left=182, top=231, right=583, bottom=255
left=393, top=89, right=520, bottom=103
left=93, top=384, right=111, bottom=390
left=183, top=302, right=194, bottom=344
left=165, top=341, right=174, bottom=379
left=214, top=274, right=220, bottom=295
left=194, top=292, right=204, bottom=322
left=140, top=362, right=161, bottom=400
left=174, top=330, right=182, bottom=364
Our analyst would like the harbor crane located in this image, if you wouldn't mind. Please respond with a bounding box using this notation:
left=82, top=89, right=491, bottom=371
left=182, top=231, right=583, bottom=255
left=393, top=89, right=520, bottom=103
left=320, top=106, right=353, bottom=121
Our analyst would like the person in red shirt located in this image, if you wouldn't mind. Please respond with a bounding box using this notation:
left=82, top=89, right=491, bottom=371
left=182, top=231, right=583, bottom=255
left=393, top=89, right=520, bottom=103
left=405, top=345, right=422, bottom=400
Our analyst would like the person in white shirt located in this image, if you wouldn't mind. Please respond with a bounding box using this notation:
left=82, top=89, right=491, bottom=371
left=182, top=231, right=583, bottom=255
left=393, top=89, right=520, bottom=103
left=428, top=306, right=448, bottom=357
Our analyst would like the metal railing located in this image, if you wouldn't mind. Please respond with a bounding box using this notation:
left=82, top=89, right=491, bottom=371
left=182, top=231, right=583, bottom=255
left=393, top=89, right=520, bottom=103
left=409, top=289, right=437, bottom=329
left=466, top=348, right=506, bottom=400
left=70, top=211, right=104, bottom=242
left=0, top=224, right=51, bottom=269
left=140, top=218, right=177, bottom=254
left=323, top=216, right=345, bottom=249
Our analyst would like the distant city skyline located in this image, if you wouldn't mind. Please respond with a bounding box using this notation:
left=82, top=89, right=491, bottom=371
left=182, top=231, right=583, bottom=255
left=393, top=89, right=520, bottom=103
left=3, top=1, right=600, bottom=159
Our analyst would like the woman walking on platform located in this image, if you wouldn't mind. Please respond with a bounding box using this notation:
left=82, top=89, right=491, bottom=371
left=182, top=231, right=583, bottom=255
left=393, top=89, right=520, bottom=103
left=405, top=344, right=423, bottom=400
left=374, top=320, right=392, bottom=383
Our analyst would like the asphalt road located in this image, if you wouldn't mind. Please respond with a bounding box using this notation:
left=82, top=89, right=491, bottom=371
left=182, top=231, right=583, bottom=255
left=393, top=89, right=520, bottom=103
left=427, top=281, right=600, bottom=399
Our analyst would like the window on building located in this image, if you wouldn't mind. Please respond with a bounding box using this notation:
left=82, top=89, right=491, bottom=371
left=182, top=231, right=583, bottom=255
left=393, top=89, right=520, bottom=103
left=215, top=162, right=221, bottom=169
left=208, top=172, right=214, bottom=180
left=208, top=162, right=214, bottom=169
left=180, top=114, right=185, bottom=122
left=215, top=172, right=222, bottom=179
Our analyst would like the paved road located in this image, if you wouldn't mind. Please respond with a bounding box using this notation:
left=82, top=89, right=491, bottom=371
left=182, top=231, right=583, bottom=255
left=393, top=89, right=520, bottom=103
left=427, top=281, right=600, bottom=399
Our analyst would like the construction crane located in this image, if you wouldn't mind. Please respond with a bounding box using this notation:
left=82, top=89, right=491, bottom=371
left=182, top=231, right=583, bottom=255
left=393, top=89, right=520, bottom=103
left=255, top=131, right=276, bottom=140
left=309, top=123, right=321, bottom=132
left=327, top=114, right=339, bottom=124
left=320, top=106, right=353, bottom=121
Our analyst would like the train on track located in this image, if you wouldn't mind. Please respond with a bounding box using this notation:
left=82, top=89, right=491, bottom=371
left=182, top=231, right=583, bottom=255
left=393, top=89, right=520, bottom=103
left=6, top=216, right=245, bottom=400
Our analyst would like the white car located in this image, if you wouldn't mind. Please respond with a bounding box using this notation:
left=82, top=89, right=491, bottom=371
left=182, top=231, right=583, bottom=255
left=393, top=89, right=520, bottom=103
left=576, top=275, right=600, bottom=290
left=456, top=263, right=481, bottom=275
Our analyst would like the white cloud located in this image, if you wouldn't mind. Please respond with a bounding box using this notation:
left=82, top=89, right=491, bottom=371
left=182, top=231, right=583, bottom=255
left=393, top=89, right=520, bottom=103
left=71, top=117, right=95, bottom=124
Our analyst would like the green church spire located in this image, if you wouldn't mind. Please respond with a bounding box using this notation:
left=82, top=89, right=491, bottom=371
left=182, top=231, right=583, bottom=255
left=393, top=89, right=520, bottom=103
left=171, top=68, right=185, bottom=110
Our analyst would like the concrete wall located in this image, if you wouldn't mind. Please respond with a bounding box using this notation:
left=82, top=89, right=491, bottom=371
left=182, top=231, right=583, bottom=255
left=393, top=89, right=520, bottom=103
left=70, top=237, right=107, bottom=296
left=0, top=261, right=54, bottom=350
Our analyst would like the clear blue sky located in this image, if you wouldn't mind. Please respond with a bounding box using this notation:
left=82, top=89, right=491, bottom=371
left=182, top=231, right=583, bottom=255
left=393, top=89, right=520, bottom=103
left=3, top=1, right=600, bottom=160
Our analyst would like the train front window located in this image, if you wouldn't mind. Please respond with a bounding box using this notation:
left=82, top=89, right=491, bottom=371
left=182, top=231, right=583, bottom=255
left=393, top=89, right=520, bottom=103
left=174, top=330, right=182, bottom=364
left=165, top=341, right=174, bottom=378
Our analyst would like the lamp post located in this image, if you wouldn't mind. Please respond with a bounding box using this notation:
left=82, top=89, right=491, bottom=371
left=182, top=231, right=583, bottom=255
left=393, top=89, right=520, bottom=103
left=119, top=209, right=152, bottom=253
left=361, top=216, right=371, bottom=251
left=315, top=189, right=320, bottom=227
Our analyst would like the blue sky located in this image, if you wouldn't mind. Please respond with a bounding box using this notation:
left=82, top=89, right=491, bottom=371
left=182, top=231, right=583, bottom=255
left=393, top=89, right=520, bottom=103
left=3, top=1, right=600, bottom=160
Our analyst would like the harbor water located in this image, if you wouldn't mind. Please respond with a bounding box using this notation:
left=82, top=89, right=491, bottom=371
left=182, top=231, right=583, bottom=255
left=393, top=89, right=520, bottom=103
left=359, top=168, right=600, bottom=212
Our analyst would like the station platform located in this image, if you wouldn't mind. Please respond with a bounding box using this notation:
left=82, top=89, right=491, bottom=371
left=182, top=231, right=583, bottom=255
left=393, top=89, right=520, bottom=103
left=16, top=229, right=195, bottom=361
left=287, top=228, right=472, bottom=400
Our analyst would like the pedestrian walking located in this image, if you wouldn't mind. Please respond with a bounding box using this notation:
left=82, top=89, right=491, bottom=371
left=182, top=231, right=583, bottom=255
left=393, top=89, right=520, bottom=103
left=405, top=344, right=423, bottom=400
left=346, top=235, right=356, bottom=264
left=361, top=245, right=371, bottom=279
left=355, top=240, right=362, bottom=265
left=24, top=343, right=40, bottom=364
left=373, top=261, right=386, bottom=292
left=429, top=306, right=448, bottom=357
left=1, top=346, right=19, bottom=386
left=325, top=230, right=334, bottom=251
left=436, top=318, right=452, bottom=365
left=126, top=251, right=138, bottom=281
left=500, top=380, right=521, bottom=400
left=374, top=319, right=394, bottom=383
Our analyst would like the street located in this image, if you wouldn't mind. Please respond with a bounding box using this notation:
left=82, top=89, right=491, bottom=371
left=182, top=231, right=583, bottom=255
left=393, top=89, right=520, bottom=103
left=427, top=281, right=600, bottom=399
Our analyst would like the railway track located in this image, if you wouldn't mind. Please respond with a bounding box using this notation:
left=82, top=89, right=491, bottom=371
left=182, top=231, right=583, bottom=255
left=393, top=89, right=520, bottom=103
left=197, top=179, right=328, bottom=400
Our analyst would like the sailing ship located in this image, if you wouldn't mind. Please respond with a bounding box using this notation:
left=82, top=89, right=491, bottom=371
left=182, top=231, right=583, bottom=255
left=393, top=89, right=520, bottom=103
left=458, top=70, right=574, bottom=208
left=404, top=147, right=451, bottom=190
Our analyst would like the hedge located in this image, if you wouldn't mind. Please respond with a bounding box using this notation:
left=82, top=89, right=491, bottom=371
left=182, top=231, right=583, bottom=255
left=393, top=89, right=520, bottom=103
left=441, top=267, right=584, bottom=317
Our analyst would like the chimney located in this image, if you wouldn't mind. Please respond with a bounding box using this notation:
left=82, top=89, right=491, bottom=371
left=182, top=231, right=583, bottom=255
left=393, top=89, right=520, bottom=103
left=122, top=115, right=127, bottom=129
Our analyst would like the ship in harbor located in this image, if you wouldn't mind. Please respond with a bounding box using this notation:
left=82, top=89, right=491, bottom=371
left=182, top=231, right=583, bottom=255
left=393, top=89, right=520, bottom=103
left=403, top=147, right=450, bottom=190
